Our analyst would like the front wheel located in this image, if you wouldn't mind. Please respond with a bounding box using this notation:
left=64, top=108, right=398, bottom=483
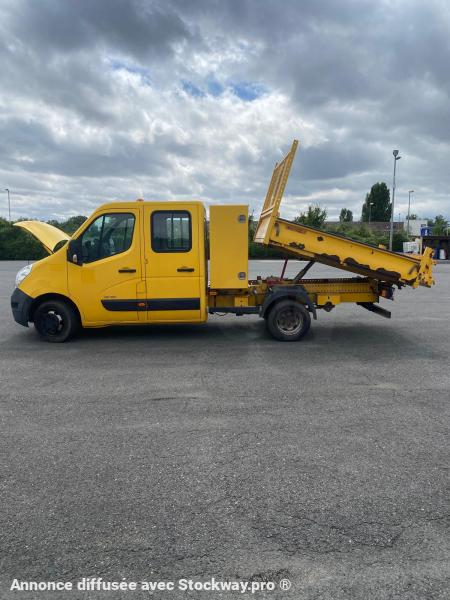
left=33, top=299, right=79, bottom=343
left=265, top=299, right=311, bottom=341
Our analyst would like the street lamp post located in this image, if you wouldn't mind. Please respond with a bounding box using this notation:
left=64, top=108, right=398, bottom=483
left=369, top=201, right=374, bottom=224
left=4, top=188, right=11, bottom=222
left=407, top=190, right=414, bottom=236
left=389, top=150, right=401, bottom=251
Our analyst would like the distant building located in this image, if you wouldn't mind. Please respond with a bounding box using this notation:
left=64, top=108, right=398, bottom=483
left=406, top=219, right=428, bottom=237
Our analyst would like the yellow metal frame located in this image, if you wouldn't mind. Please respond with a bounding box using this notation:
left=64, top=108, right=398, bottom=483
left=271, top=219, right=434, bottom=287
left=253, top=140, right=298, bottom=245
left=208, top=277, right=379, bottom=310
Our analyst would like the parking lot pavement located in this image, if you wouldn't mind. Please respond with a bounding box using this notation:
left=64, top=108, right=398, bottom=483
left=1, top=260, right=449, bottom=599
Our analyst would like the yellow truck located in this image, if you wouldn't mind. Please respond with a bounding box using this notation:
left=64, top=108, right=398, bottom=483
left=11, top=141, right=434, bottom=342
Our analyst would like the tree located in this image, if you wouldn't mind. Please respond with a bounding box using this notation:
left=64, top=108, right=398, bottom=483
left=328, top=221, right=408, bottom=251
left=294, top=204, right=327, bottom=229
left=408, top=213, right=418, bottom=220
left=62, top=215, right=87, bottom=234
left=47, top=215, right=87, bottom=234
left=339, top=208, right=353, bottom=222
left=362, top=183, right=391, bottom=222
left=431, top=215, right=449, bottom=235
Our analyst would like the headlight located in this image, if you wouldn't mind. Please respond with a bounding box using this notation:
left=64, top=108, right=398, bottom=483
left=15, top=264, right=33, bottom=288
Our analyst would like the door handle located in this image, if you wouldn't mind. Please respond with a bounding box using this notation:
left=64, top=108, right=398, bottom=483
left=118, top=268, right=136, bottom=273
left=177, top=267, right=195, bottom=272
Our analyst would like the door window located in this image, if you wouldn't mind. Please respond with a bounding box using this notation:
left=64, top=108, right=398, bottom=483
left=80, top=213, right=135, bottom=263
left=151, top=211, right=191, bottom=252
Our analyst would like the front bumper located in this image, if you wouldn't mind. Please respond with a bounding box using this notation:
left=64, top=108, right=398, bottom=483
left=11, top=288, right=33, bottom=327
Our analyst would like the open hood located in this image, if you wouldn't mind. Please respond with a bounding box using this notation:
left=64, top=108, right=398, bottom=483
left=14, top=221, right=70, bottom=254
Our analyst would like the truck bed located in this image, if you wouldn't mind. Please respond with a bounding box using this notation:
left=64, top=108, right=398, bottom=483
left=254, top=140, right=434, bottom=288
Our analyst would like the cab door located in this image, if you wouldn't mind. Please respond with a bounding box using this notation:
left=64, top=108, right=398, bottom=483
left=143, top=204, right=205, bottom=322
left=68, top=209, right=143, bottom=324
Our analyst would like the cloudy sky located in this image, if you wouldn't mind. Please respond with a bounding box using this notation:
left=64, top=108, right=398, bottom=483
left=0, top=0, right=449, bottom=222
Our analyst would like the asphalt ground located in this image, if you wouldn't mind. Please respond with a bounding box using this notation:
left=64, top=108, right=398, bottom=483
left=0, top=259, right=449, bottom=600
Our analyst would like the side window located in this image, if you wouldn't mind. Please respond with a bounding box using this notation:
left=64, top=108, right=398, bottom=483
left=80, top=213, right=135, bottom=263
left=151, top=211, right=191, bottom=252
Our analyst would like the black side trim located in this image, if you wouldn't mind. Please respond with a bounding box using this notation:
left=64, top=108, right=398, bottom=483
left=147, top=298, right=200, bottom=311
left=101, top=298, right=201, bottom=312
left=11, top=288, right=33, bottom=327
left=101, top=300, right=144, bottom=311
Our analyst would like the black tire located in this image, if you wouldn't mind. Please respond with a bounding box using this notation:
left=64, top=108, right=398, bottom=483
left=265, top=299, right=311, bottom=341
left=33, top=299, right=79, bottom=343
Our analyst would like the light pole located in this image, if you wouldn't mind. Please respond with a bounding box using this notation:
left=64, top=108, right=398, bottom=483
left=407, top=190, right=414, bottom=236
left=4, top=188, right=11, bottom=222
left=369, top=201, right=374, bottom=224
left=389, top=150, right=401, bottom=251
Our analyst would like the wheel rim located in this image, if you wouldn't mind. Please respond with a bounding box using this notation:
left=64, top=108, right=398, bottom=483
left=38, top=309, right=64, bottom=335
left=276, top=307, right=303, bottom=336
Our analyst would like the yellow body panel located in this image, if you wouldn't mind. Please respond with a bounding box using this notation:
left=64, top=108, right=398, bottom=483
left=209, top=205, right=248, bottom=289
left=67, top=206, right=143, bottom=324
left=19, top=248, right=70, bottom=298
left=142, top=202, right=207, bottom=323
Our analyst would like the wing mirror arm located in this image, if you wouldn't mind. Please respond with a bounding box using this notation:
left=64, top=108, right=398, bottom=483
left=67, top=239, right=83, bottom=266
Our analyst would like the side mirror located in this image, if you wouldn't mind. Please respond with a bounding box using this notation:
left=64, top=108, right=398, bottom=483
left=67, top=239, right=83, bottom=266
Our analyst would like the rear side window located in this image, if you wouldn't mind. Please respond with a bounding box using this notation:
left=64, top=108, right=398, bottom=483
left=151, top=211, right=191, bottom=252
left=80, top=213, right=135, bottom=263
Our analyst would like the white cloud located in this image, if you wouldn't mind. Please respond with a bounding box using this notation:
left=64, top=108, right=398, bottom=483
left=0, top=0, right=449, bottom=223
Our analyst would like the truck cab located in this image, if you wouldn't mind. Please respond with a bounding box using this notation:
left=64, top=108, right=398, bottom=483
left=12, top=200, right=210, bottom=341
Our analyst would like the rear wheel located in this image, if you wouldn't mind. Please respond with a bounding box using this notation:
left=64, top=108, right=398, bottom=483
left=33, top=299, right=79, bottom=343
left=266, top=299, right=311, bottom=341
